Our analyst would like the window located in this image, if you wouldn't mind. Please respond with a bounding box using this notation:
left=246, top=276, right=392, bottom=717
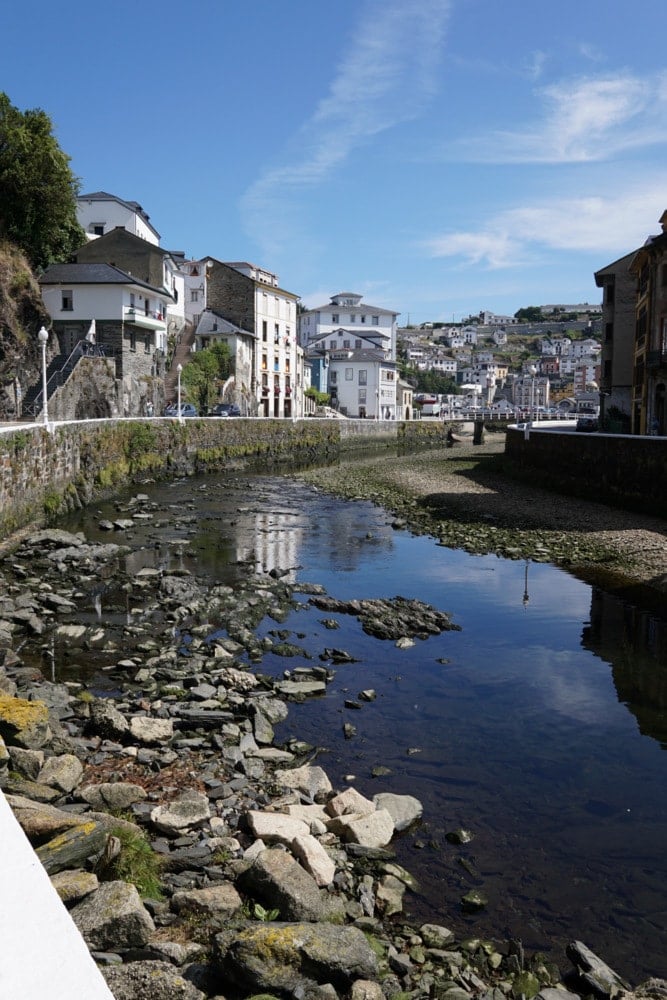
left=361, top=314, right=366, bottom=323
left=349, top=314, right=356, bottom=323
left=144, top=334, right=151, bottom=354
left=384, top=370, right=395, bottom=380
left=262, top=320, right=268, bottom=342
left=274, top=323, right=280, bottom=343
left=358, top=388, right=367, bottom=404
left=61, top=290, right=73, bottom=311
left=355, top=339, right=362, bottom=348
left=190, top=288, right=200, bottom=302
left=130, top=293, right=135, bottom=308
left=92, top=224, right=104, bottom=236
left=343, top=339, right=350, bottom=348
left=345, top=368, right=353, bottom=380
left=332, top=313, right=339, bottom=323
left=372, top=315, right=379, bottom=325
left=329, top=371, right=337, bottom=384
left=329, top=340, right=337, bottom=350
left=129, top=329, right=137, bottom=352
left=358, top=370, right=367, bottom=385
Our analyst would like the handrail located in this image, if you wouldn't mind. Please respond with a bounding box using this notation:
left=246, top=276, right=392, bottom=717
left=25, top=340, right=110, bottom=416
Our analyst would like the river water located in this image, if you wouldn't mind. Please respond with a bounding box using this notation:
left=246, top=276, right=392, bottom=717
left=61, top=468, right=667, bottom=984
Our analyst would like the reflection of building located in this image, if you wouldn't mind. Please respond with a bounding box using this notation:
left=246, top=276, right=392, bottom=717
left=583, top=587, right=667, bottom=747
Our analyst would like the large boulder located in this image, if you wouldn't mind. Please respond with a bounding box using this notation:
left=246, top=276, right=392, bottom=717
left=103, top=960, right=206, bottom=1000
left=214, top=921, right=379, bottom=998
left=238, top=847, right=343, bottom=923
left=150, top=790, right=210, bottom=835
left=372, top=792, right=423, bottom=832
left=0, top=695, right=51, bottom=749
left=70, top=880, right=155, bottom=950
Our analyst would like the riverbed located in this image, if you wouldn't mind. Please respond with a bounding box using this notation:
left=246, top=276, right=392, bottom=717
left=55, top=468, right=667, bottom=984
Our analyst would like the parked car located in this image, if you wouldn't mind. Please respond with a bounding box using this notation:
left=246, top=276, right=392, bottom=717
left=576, top=412, right=598, bottom=432
left=164, top=402, right=199, bottom=417
left=209, top=403, right=241, bottom=417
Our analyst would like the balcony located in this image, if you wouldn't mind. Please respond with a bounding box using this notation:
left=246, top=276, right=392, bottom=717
left=646, top=349, right=667, bottom=370
left=124, top=306, right=166, bottom=330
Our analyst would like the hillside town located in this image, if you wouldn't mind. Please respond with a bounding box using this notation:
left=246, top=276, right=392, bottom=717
left=3, top=191, right=666, bottom=436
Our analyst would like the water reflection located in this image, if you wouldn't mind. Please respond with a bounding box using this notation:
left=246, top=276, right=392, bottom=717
left=56, top=472, right=667, bottom=982
left=585, top=589, right=667, bottom=747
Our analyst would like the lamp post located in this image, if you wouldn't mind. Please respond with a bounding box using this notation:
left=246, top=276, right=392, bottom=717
left=38, top=327, right=49, bottom=428
left=176, top=364, right=183, bottom=424
left=528, top=364, right=537, bottom=430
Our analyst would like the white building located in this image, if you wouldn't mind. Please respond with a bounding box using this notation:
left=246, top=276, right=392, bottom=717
left=299, top=292, right=399, bottom=360
left=327, top=349, right=397, bottom=419
left=76, top=191, right=160, bottom=245
left=176, top=257, right=303, bottom=417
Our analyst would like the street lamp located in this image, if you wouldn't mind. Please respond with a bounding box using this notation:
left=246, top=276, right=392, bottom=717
left=38, top=327, right=49, bottom=429
left=176, top=363, right=183, bottom=424
left=528, top=364, right=537, bottom=430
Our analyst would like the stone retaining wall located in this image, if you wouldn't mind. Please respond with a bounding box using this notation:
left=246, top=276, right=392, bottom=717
left=0, top=418, right=444, bottom=539
left=505, top=426, right=667, bottom=518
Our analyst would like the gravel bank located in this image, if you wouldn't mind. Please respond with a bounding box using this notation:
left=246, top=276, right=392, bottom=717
left=294, top=433, right=667, bottom=599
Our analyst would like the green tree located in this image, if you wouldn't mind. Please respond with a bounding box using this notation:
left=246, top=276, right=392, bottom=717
left=514, top=306, right=544, bottom=323
left=0, top=92, right=85, bottom=269
left=181, top=341, right=233, bottom=412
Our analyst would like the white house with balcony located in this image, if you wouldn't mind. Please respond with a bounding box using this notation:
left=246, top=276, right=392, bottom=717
left=298, top=292, right=399, bottom=360
left=76, top=191, right=160, bottom=245
left=39, top=262, right=172, bottom=415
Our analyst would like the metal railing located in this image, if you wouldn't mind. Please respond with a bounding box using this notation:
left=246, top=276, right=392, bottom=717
left=24, top=340, right=111, bottom=417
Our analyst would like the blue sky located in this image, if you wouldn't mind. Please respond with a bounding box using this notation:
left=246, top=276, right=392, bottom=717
left=3, top=0, right=667, bottom=324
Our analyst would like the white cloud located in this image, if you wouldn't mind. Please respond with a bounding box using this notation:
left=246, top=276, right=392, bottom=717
left=453, top=72, right=667, bottom=163
left=423, top=180, right=667, bottom=269
left=241, top=0, right=451, bottom=254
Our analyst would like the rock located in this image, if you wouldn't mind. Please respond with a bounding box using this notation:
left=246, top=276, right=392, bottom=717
left=214, top=921, right=378, bottom=997
left=376, top=874, right=406, bottom=916
left=79, top=781, right=147, bottom=811
left=86, top=699, right=130, bottom=741
left=327, top=808, right=395, bottom=849
left=6, top=794, right=91, bottom=840
left=171, top=883, right=243, bottom=920
left=351, top=980, right=385, bottom=1000
left=419, top=923, right=455, bottom=949
left=274, top=764, right=332, bottom=800
left=246, top=810, right=310, bottom=846
left=103, top=959, right=206, bottom=1000
left=0, top=694, right=51, bottom=748
left=372, top=792, right=422, bottom=831
left=150, top=790, right=211, bottom=835
left=291, top=833, right=336, bottom=886
left=71, top=880, right=155, bottom=950
left=50, top=869, right=99, bottom=904
left=36, top=819, right=122, bottom=875
left=38, top=753, right=84, bottom=793
left=8, top=746, right=44, bottom=780
left=566, top=940, right=630, bottom=997
left=461, top=890, right=488, bottom=912
left=238, top=847, right=343, bottom=923
left=326, top=787, right=375, bottom=818
left=446, top=828, right=473, bottom=845
left=129, top=716, right=173, bottom=744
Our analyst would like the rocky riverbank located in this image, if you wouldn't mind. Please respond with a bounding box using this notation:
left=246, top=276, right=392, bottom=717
left=295, top=434, right=667, bottom=598
left=0, top=503, right=665, bottom=999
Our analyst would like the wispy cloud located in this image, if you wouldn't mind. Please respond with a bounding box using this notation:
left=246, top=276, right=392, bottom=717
left=452, top=71, right=667, bottom=163
left=241, top=0, right=451, bottom=257
left=423, top=181, right=667, bottom=269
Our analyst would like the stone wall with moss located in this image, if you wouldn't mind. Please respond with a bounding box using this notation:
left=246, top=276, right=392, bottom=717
left=0, top=418, right=444, bottom=539
left=505, top=426, right=667, bottom=518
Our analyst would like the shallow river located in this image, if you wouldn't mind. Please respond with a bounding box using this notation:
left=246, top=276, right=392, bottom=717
left=62, top=469, right=667, bottom=984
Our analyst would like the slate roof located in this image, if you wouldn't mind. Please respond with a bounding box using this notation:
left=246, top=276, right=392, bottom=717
left=39, top=263, right=168, bottom=297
